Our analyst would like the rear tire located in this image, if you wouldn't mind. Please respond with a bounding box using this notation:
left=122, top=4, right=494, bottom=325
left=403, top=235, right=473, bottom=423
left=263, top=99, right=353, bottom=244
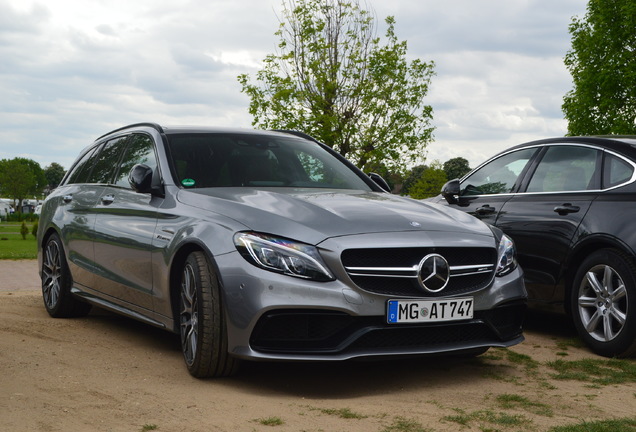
left=571, top=249, right=636, bottom=357
left=41, top=233, right=91, bottom=318
left=179, top=251, right=238, bottom=377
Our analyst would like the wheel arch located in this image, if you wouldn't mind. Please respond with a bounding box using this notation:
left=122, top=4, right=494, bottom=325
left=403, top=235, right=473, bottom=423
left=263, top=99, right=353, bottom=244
left=563, top=234, right=636, bottom=315
left=168, top=241, right=223, bottom=333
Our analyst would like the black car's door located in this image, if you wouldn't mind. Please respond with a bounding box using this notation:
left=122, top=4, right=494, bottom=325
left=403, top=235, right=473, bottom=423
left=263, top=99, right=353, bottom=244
left=495, top=144, right=601, bottom=303
left=453, top=147, right=540, bottom=224
left=91, top=134, right=161, bottom=311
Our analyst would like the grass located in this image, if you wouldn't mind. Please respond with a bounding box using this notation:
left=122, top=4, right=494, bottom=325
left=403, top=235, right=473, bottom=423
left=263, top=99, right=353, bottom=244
left=0, top=231, right=37, bottom=259
left=381, top=417, right=431, bottom=432
left=256, top=417, right=284, bottom=426
left=140, top=425, right=158, bottom=432
left=443, top=408, right=530, bottom=429
left=496, top=393, right=554, bottom=417
left=318, top=407, right=367, bottom=419
left=547, top=358, right=636, bottom=385
left=547, top=417, right=636, bottom=431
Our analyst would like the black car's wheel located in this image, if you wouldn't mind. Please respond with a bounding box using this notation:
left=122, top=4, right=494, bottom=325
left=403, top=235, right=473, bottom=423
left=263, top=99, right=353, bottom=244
left=571, top=249, right=636, bottom=357
left=41, top=233, right=91, bottom=318
left=179, top=251, right=238, bottom=378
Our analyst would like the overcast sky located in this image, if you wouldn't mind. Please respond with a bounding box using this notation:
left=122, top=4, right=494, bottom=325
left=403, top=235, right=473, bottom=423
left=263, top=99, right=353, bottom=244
left=0, top=0, right=587, bottom=171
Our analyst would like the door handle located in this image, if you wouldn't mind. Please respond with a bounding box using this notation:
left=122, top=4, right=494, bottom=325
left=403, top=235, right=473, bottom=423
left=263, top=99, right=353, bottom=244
left=554, top=203, right=580, bottom=216
left=101, top=194, right=115, bottom=205
left=475, top=205, right=496, bottom=215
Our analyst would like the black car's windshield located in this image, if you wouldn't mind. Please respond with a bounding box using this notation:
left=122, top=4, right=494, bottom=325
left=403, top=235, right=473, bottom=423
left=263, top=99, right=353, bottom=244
left=166, top=133, right=372, bottom=190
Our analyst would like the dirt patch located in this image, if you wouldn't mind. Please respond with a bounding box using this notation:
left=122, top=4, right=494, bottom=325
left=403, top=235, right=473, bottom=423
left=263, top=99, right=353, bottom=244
left=1, top=287, right=635, bottom=431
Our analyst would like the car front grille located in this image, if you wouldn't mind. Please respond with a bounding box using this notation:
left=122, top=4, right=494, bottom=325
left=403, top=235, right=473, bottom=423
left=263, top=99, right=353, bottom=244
left=341, top=247, right=497, bottom=297
left=250, top=302, right=526, bottom=355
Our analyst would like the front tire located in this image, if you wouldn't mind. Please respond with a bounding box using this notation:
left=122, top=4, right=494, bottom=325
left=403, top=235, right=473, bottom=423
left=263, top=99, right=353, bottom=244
left=41, top=233, right=91, bottom=318
left=179, top=251, right=238, bottom=378
left=571, top=249, right=636, bottom=357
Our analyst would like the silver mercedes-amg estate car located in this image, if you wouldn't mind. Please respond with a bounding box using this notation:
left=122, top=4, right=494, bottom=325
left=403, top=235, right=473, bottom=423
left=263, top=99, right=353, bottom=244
left=37, top=123, right=526, bottom=377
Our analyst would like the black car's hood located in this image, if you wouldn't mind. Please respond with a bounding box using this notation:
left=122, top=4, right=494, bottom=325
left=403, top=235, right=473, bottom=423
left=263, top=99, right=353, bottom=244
left=177, top=188, right=493, bottom=244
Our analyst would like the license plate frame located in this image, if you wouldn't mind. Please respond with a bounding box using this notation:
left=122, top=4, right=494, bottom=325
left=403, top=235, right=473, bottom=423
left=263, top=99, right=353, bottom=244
left=387, top=297, right=474, bottom=324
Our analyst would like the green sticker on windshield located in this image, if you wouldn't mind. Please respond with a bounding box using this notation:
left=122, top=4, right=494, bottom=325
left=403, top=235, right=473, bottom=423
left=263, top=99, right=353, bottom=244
left=182, top=178, right=196, bottom=187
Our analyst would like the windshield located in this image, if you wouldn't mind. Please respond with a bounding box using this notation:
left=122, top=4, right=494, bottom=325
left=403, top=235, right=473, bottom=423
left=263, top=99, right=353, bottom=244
left=166, top=133, right=372, bottom=190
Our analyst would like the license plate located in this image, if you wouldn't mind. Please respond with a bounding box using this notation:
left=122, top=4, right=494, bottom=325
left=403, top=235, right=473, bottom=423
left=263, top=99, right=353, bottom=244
left=387, top=298, right=473, bottom=323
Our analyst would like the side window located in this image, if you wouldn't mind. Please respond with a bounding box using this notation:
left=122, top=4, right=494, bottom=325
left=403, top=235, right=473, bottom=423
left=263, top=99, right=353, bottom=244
left=603, top=152, right=634, bottom=188
left=66, top=146, right=101, bottom=185
left=113, top=134, right=158, bottom=188
left=86, top=137, right=129, bottom=184
left=526, top=146, right=599, bottom=193
left=461, top=148, right=536, bottom=196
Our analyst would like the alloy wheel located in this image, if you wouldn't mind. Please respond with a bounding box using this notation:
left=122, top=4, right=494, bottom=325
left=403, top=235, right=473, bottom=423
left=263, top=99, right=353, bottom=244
left=577, top=264, right=628, bottom=342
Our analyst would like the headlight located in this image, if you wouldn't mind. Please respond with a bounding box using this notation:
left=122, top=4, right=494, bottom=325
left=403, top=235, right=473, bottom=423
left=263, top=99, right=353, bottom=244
left=234, top=232, right=334, bottom=281
left=496, top=234, right=517, bottom=277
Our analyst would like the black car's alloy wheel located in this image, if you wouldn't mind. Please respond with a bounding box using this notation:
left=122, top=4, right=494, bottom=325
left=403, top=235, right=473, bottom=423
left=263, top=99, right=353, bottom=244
left=572, top=249, right=636, bottom=357
left=179, top=251, right=237, bottom=377
left=41, top=233, right=91, bottom=318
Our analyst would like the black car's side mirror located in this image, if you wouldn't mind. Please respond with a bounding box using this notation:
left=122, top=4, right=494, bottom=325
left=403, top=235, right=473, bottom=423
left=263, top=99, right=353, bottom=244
left=441, top=179, right=460, bottom=204
left=129, top=164, right=154, bottom=194
left=368, top=172, right=391, bottom=192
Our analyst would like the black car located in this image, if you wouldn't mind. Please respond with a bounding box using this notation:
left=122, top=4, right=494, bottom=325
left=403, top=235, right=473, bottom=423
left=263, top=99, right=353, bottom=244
left=434, top=136, right=636, bottom=357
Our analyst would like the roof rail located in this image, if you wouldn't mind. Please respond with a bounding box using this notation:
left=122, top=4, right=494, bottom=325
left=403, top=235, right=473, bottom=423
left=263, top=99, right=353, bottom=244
left=272, top=129, right=321, bottom=143
left=95, top=122, right=164, bottom=141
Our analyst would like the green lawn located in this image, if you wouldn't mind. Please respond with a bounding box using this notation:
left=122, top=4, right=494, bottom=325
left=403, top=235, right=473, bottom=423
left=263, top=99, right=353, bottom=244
left=0, top=223, right=38, bottom=259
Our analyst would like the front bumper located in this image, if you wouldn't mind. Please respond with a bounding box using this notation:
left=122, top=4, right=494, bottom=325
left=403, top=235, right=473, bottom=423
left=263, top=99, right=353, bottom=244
left=216, top=245, right=527, bottom=362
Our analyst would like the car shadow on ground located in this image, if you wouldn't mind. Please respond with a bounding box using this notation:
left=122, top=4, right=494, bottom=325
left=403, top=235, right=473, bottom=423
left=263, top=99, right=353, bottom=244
left=83, top=306, right=580, bottom=398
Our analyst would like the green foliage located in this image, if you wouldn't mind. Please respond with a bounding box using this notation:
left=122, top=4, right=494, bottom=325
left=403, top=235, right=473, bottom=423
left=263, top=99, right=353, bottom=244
left=401, top=164, right=427, bottom=196
left=407, top=161, right=447, bottom=199
left=20, top=221, right=29, bottom=240
left=43, top=162, right=66, bottom=189
left=563, top=0, right=636, bottom=135
left=442, top=157, right=471, bottom=181
left=31, top=221, right=38, bottom=238
left=238, top=0, right=435, bottom=173
left=0, top=158, right=46, bottom=212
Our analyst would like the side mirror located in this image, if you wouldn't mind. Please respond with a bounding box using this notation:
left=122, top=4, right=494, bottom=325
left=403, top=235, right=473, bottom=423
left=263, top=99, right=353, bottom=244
left=129, top=164, right=153, bottom=193
left=368, top=172, right=391, bottom=192
left=441, top=179, right=460, bottom=204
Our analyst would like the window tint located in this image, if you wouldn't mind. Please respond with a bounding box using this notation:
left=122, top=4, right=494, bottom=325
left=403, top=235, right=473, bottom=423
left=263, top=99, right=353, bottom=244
left=113, top=134, right=158, bottom=188
left=86, top=137, right=129, bottom=184
left=66, top=146, right=100, bottom=185
left=526, top=146, right=599, bottom=192
left=166, top=133, right=370, bottom=190
left=603, top=153, right=634, bottom=188
left=461, top=148, right=536, bottom=196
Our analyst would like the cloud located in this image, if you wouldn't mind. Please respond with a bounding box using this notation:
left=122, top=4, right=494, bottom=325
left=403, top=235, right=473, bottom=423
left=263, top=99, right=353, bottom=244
left=0, top=0, right=587, bottom=172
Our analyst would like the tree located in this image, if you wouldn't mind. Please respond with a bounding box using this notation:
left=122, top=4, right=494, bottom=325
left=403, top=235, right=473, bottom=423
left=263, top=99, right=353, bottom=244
left=408, top=161, right=447, bottom=199
left=44, top=162, right=66, bottom=190
left=0, top=158, right=46, bottom=213
left=401, top=164, right=427, bottom=196
left=238, top=0, right=435, bottom=173
left=562, top=0, right=636, bottom=135
left=443, top=157, right=471, bottom=181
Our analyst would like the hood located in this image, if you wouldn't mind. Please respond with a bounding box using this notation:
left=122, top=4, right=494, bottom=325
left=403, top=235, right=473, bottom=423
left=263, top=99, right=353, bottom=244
left=177, top=188, right=492, bottom=245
